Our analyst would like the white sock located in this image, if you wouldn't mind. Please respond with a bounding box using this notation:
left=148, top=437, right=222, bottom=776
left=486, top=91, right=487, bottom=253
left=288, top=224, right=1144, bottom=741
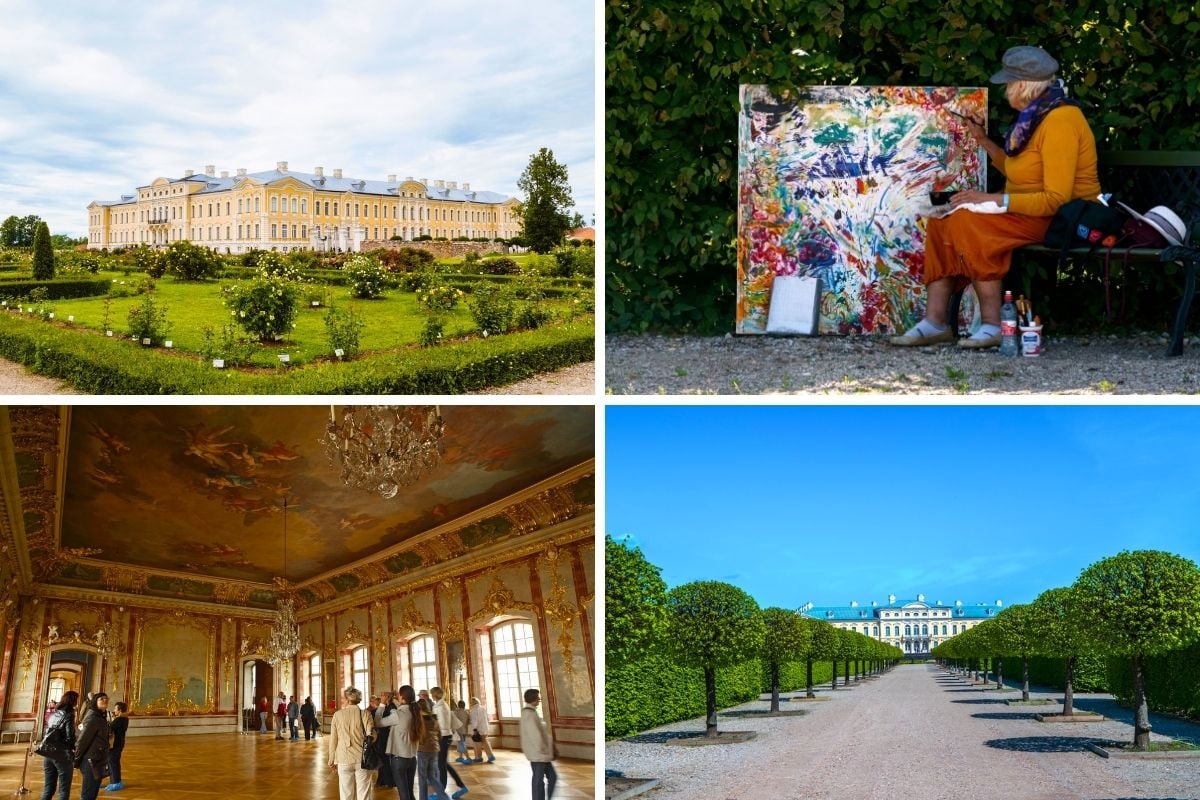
left=906, top=318, right=947, bottom=337
left=972, top=323, right=1001, bottom=339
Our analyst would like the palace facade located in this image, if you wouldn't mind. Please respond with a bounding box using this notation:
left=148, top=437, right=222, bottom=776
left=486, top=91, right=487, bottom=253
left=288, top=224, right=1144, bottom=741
left=87, top=162, right=522, bottom=253
left=801, top=594, right=1004, bottom=655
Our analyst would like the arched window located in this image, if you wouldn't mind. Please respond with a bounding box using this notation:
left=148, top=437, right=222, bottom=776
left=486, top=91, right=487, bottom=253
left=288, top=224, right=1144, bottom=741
left=238, top=199, right=243, bottom=213
left=884, top=625, right=890, bottom=637
left=922, top=624, right=928, bottom=635
left=291, top=198, right=297, bottom=213
left=351, top=646, right=370, bottom=701
left=301, top=199, right=307, bottom=214
left=309, top=654, right=322, bottom=709
left=490, top=621, right=539, bottom=718
left=942, top=624, right=947, bottom=635
left=904, top=624, right=911, bottom=635
left=255, top=197, right=261, bottom=212
left=409, top=635, right=437, bottom=691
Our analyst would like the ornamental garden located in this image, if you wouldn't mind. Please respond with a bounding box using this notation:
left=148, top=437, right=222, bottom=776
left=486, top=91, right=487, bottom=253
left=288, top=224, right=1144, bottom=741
left=0, top=233, right=594, bottom=393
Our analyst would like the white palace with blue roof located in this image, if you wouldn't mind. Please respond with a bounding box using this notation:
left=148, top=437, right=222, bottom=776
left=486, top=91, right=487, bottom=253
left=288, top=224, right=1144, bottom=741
left=800, top=594, right=1004, bottom=655
left=86, top=162, right=521, bottom=253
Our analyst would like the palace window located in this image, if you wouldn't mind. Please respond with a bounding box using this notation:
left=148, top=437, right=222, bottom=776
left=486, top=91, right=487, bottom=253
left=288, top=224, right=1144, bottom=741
left=350, top=646, right=370, bottom=702
left=238, top=199, right=243, bottom=213
left=884, top=625, right=890, bottom=636
left=238, top=225, right=243, bottom=239
left=271, top=224, right=277, bottom=238
left=942, top=625, right=947, bottom=635
left=409, top=635, right=437, bottom=691
left=952, top=624, right=958, bottom=634
left=292, top=225, right=297, bottom=238
left=374, top=204, right=378, bottom=218
left=354, top=203, right=360, bottom=217
left=208, top=203, right=213, bottom=216
left=226, top=202, right=230, bottom=215
left=291, top=198, right=297, bottom=213
left=334, top=203, right=339, bottom=216
left=488, top=620, right=540, bottom=719
left=226, top=226, right=230, bottom=239
left=904, top=625, right=911, bottom=635
left=301, top=225, right=307, bottom=238
left=255, top=198, right=261, bottom=213
left=255, top=224, right=260, bottom=238
left=301, top=199, right=307, bottom=214
left=373, top=228, right=378, bottom=240
left=308, top=654, right=322, bottom=710
left=324, top=201, right=330, bottom=216
left=271, top=196, right=278, bottom=213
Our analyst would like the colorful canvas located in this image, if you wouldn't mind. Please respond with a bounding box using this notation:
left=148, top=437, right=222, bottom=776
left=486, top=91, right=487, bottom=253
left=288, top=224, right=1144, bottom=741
left=737, top=85, right=988, bottom=334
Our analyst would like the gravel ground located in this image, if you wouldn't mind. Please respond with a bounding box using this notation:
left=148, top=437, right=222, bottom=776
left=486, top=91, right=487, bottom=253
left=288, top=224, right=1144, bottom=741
left=0, top=357, right=75, bottom=394
left=605, top=664, right=1200, bottom=800
left=606, top=333, right=1200, bottom=395
left=473, top=361, right=595, bottom=395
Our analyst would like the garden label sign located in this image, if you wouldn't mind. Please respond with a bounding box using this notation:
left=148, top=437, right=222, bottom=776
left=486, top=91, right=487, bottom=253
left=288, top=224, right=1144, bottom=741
left=737, top=85, right=987, bottom=335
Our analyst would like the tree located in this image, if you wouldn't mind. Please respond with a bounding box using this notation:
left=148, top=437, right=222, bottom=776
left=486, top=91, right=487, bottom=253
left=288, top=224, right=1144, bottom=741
left=162, top=240, right=220, bottom=280
left=803, top=618, right=837, bottom=698
left=1028, top=587, right=1090, bottom=715
left=665, top=581, right=765, bottom=737
left=1073, top=550, right=1200, bottom=749
left=761, top=607, right=811, bottom=712
left=992, top=605, right=1037, bottom=701
left=605, top=535, right=668, bottom=670
left=31, top=221, right=54, bottom=280
left=516, top=148, right=575, bottom=253
left=0, top=214, right=41, bottom=247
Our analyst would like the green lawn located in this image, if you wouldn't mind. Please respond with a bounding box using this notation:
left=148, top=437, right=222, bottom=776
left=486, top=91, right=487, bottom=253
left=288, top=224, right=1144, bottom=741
left=48, top=272, right=582, bottom=368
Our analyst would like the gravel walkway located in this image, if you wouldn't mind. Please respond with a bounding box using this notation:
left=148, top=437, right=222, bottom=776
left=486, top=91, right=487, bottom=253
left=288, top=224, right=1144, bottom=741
left=0, top=356, right=75, bottom=395
left=474, top=361, right=595, bottom=395
left=605, top=664, right=1200, bottom=800
left=606, top=333, right=1200, bottom=395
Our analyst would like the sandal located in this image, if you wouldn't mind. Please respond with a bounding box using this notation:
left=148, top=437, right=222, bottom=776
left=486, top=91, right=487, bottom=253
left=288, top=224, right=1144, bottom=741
left=888, top=326, right=954, bottom=347
left=958, top=332, right=1002, bottom=349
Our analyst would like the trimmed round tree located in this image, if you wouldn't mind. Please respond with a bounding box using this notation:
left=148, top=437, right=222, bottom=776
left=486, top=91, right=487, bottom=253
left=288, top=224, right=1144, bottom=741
left=605, top=535, right=668, bottom=670
left=803, top=617, right=837, bottom=698
left=761, top=607, right=811, bottom=712
left=162, top=240, right=220, bottom=280
left=31, top=221, right=54, bottom=280
left=1028, top=587, right=1090, bottom=715
left=1073, top=549, right=1200, bottom=749
left=992, top=605, right=1037, bottom=701
left=666, top=581, right=766, bottom=737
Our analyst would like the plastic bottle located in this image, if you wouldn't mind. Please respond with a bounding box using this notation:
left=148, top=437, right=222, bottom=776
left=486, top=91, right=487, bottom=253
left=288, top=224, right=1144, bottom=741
left=999, top=291, right=1018, bottom=356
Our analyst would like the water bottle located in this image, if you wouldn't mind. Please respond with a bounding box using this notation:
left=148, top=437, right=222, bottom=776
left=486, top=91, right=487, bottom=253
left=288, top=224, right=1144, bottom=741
left=999, top=291, right=1018, bottom=356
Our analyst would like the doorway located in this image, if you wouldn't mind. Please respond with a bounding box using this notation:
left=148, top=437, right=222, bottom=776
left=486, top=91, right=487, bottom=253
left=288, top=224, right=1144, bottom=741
left=41, top=650, right=95, bottom=730
left=241, top=659, right=273, bottom=732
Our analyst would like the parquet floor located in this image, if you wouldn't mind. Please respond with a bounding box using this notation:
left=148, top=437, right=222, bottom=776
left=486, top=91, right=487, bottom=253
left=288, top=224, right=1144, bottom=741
left=0, top=733, right=594, bottom=799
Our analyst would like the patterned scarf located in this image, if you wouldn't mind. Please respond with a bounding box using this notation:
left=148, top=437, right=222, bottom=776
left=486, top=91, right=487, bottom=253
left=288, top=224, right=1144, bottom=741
left=1004, top=81, right=1080, bottom=156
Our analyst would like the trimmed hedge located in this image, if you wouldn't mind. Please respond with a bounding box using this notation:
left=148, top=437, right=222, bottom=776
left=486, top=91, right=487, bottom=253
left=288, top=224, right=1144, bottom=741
left=0, top=278, right=112, bottom=299
left=1105, top=641, right=1200, bottom=720
left=996, top=653, right=1110, bottom=694
left=606, top=654, right=834, bottom=739
left=607, top=0, right=1200, bottom=333
left=0, top=313, right=593, bottom=394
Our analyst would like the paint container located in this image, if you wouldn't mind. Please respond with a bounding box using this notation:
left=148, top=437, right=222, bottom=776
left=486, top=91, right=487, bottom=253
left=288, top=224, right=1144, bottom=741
left=1020, top=325, right=1043, bottom=357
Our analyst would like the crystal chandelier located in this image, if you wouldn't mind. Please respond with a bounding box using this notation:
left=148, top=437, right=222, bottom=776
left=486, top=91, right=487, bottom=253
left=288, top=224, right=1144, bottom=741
left=323, top=406, right=445, bottom=499
left=267, top=497, right=300, bottom=665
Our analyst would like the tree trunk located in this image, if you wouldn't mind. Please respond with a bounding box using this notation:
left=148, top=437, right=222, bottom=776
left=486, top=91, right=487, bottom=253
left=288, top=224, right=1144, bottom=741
left=704, top=666, right=718, bottom=738
left=770, top=662, right=780, bottom=713
left=1022, top=655, right=1030, bottom=701
left=1063, top=655, right=1075, bottom=716
left=831, top=659, right=838, bottom=690
left=806, top=659, right=815, bottom=698
left=995, top=657, right=1003, bottom=690
left=843, top=658, right=849, bottom=685
left=1132, top=654, right=1151, bottom=750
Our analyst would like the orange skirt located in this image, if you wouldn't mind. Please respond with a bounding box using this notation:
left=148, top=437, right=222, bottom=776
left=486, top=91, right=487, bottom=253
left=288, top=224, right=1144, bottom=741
left=923, top=211, right=1053, bottom=287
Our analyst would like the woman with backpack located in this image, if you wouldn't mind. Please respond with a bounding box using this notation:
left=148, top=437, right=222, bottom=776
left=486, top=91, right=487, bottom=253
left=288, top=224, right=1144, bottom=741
left=74, top=692, right=111, bottom=800
left=36, top=690, right=78, bottom=800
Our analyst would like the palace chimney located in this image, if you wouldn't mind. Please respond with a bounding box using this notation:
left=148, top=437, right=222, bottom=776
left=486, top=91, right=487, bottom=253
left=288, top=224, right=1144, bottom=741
left=333, top=168, right=343, bottom=179
left=314, top=166, right=324, bottom=177
left=205, top=165, right=215, bottom=177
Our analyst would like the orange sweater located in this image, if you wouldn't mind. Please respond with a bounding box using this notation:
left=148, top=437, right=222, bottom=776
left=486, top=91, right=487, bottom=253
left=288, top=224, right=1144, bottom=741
left=992, top=105, right=1101, bottom=217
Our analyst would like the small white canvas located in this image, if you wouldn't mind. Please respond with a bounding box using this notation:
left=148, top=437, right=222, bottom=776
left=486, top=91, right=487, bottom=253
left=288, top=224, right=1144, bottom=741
left=766, top=275, right=821, bottom=335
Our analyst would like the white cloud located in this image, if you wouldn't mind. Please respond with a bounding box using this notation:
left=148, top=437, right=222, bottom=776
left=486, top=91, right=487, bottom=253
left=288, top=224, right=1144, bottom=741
left=0, top=0, right=594, bottom=236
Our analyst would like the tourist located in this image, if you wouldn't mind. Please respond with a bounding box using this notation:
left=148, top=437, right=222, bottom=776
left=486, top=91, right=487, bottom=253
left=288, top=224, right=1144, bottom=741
left=258, top=696, right=270, bottom=733
left=890, top=45, right=1100, bottom=349
left=74, top=692, right=111, bottom=800
left=275, top=692, right=287, bottom=740
left=104, top=701, right=129, bottom=792
left=375, top=691, right=396, bottom=788
left=375, top=685, right=419, bottom=800
left=415, top=699, right=451, bottom=800
left=520, top=689, right=555, bottom=800
left=452, top=700, right=471, bottom=765
left=287, top=695, right=300, bottom=741
left=430, top=687, right=468, bottom=798
left=467, top=697, right=494, bottom=763
left=327, top=687, right=376, bottom=800
left=36, top=690, right=77, bottom=800
left=301, top=696, right=318, bottom=740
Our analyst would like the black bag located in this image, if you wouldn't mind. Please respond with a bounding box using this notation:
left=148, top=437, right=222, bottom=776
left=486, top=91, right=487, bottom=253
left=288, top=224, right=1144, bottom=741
left=358, top=711, right=381, bottom=771
left=472, top=729, right=482, bottom=743
left=1044, top=199, right=1126, bottom=254
left=87, top=755, right=110, bottom=780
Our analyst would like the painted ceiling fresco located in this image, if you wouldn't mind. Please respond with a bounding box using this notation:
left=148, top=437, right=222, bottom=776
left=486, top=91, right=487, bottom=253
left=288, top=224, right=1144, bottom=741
left=61, top=406, right=593, bottom=584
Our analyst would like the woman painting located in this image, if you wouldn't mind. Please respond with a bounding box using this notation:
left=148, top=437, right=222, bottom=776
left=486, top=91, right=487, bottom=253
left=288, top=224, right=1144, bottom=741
left=36, top=690, right=78, bottom=800
left=328, top=687, right=377, bottom=800
left=890, top=45, right=1101, bottom=348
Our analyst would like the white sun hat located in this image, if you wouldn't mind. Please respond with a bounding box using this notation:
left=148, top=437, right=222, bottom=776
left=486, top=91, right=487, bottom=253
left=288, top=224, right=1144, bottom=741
left=1116, top=202, right=1188, bottom=246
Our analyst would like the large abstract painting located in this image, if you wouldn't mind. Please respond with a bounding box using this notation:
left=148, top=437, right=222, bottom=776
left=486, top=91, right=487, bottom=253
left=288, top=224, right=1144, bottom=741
left=737, top=85, right=988, bottom=334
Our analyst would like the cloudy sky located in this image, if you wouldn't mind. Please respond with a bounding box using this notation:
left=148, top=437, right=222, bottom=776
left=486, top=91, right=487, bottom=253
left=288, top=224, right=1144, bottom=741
left=608, top=406, right=1200, bottom=610
left=0, top=0, right=595, bottom=237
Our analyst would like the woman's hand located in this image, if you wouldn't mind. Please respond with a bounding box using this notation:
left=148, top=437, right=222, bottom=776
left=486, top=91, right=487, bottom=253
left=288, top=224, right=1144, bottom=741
left=961, top=118, right=988, bottom=147
left=949, top=190, right=1001, bottom=209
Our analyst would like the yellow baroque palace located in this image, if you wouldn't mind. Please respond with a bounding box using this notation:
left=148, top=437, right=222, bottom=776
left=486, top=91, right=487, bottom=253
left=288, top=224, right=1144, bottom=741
left=86, top=162, right=522, bottom=253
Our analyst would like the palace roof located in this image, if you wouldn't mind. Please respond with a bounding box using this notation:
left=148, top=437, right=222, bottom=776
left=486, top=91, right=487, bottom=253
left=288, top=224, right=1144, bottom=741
left=801, top=597, right=1004, bottom=621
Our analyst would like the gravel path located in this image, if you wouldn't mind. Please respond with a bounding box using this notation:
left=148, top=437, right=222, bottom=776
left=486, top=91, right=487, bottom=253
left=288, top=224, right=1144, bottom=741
left=605, top=664, right=1200, bottom=800
left=606, top=333, right=1200, bottom=395
left=0, top=356, right=75, bottom=395
left=475, top=361, right=594, bottom=395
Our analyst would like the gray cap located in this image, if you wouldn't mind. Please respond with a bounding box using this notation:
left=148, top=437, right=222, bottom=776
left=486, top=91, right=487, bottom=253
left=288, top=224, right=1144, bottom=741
left=989, top=46, right=1058, bottom=83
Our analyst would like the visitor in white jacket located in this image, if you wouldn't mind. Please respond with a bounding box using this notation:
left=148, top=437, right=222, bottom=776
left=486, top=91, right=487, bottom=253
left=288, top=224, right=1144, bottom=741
left=519, top=689, right=555, bottom=800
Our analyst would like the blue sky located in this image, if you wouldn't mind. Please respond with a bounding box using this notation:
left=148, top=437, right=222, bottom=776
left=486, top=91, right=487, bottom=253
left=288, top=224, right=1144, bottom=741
left=607, top=406, right=1200, bottom=611
left=0, top=0, right=594, bottom=237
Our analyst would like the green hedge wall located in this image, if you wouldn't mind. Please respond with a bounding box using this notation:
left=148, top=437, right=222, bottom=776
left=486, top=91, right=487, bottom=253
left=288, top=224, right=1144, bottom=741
left=606, top=655, right=834, bottom=739
left=1105, top=641, right=1200, bottom=719
left=606, top=0, right=1200, bottom=333
left=0, top=313, right=593, bottom=394
left=0, top=278, right=112, bottom=299
left=996, top=653, right=1110, bottom=693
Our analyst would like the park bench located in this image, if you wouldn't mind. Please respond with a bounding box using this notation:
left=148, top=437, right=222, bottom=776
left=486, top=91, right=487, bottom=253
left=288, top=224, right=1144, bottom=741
left=953, top=151, right=1200, bottom=356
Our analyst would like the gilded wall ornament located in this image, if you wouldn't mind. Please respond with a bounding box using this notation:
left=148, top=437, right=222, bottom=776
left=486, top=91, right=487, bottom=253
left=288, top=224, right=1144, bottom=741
left=340, top=621, right=365, bottom=645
